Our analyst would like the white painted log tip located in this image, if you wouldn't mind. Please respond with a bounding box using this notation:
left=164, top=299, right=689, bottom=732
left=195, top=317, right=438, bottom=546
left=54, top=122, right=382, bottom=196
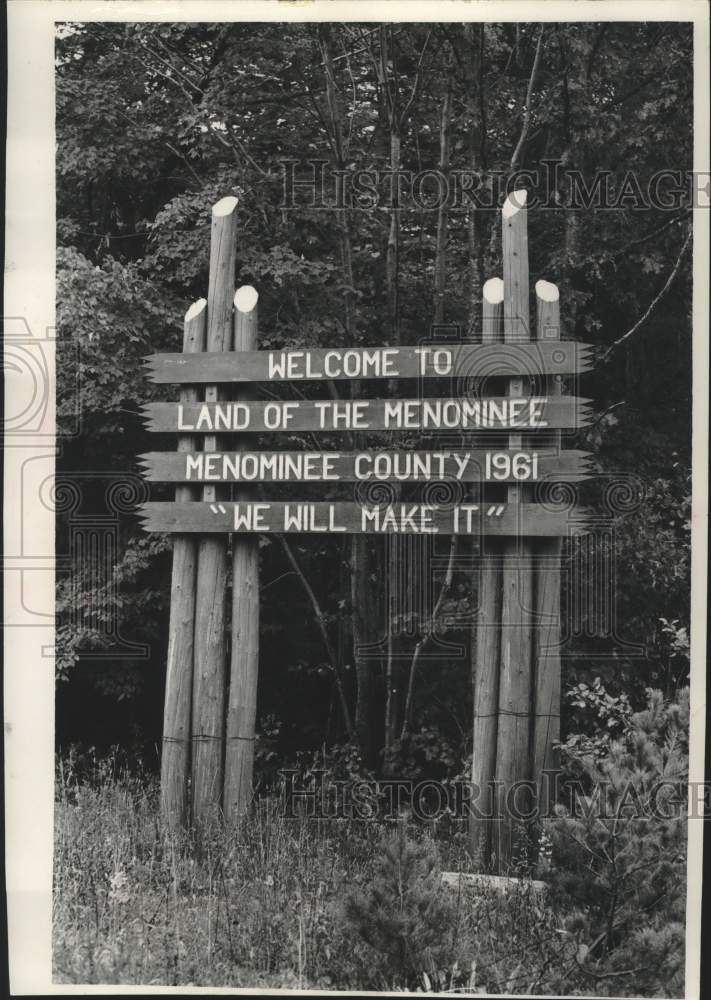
left=234, top=285, right=259, bottom=313
left=502, top=188, right=528, bottom=218
left=213, top=195, right=239, bottom=216
left=536, top=279, right=560, bottom=302
left=441, top=872, right=548, bottom=894
left=483, top=276, right=504, bottom=304
left=185, top=298, right=207, bottom=321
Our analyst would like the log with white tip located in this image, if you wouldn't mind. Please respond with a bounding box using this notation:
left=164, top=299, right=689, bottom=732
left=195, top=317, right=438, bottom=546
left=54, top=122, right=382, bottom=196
left=533, top=279, right=563, bottom=820
left=470, top=276, right=504, bottom=865
left=224, top=287, right=260, bottom=823
left=161, top=298, right=206, bottom=829
left=496, top=190, right=534, bottom=868
left=191, top=197, right=239, bottom=827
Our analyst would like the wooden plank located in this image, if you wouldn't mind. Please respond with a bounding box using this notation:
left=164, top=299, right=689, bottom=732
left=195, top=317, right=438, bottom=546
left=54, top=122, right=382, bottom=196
left=532, top=280, right=564, bottom=822
left=191, top=195, right=238, bottom=827
left=140, top=448, right=594, bottom=484
left=496, top=189, right=534, bottom=869
left=224, top=287, right=260, bottom=824
left=160, top=298, right=206, bottom=830
left=145, top=340, right=594, bottom=383
left=139, top=500, right=590, bottom=536
left=471, top=277, right=504, bottom=868
left=142, top=395, right=592, bottom=433
left=441, top=872, right=547, bottom=895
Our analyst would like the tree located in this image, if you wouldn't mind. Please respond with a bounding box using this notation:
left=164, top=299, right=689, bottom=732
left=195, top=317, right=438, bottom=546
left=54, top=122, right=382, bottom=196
left=549, top=688, right=688, bottom=996
left=56, top=21, right=693, bottom=774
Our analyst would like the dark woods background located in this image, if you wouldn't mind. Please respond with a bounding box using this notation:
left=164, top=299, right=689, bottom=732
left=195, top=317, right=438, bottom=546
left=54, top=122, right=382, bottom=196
left=55, top=21, right=692, bottom=781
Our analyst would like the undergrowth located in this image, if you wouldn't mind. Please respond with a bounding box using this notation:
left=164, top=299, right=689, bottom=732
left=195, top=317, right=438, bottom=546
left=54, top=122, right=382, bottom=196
left=54, top=688, right=687, bottom=995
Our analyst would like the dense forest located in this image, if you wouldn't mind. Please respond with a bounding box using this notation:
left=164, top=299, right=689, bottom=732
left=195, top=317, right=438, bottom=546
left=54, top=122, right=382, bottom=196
left=53, top=20, right=695, bottom=994
left=56, top=20, right=692, bottom=765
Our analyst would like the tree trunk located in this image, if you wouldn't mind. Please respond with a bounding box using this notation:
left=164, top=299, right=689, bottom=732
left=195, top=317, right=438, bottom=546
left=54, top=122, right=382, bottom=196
left=386, top=130, right=401, bottom=340
left=463, top=24, right=485, bottom=333
left=433, top=74, right=452, bottom=323
left=319, top=24, right=376, bottom=757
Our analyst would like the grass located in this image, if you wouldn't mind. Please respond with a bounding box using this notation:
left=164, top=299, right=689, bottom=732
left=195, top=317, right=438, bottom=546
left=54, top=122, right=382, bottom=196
left=52, top=750, right=675, bottom=994
left=54, top=754, right=384, bottom=989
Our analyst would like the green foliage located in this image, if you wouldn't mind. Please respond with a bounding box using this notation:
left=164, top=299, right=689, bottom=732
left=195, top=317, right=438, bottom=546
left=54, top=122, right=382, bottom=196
left=55, top=19, right=693, bottom=770
left=339, top=823, right=460, bottom=988
left=385, top=725, right=459, bottom=780
left=57, top=246, right=180, bottom=431
left=562, top=676, right=633, bottom=760
left=550, top=688, right=688, bottom=996
left=56, top=532, right=171, bottom=687
left=55, top=733, right=689, bottom=994
left=605, top=471, right=692, bottom=696
left=54, top=749, right=383, bottom=988
left=53, top=22, right=696, bottom=991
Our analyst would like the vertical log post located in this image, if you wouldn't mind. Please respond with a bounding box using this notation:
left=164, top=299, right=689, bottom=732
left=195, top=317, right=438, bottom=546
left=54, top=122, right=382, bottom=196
left=191, top=195, right=239, bottom=826
left=496, top=189, right=534, bottom=869
left=470, top=277, right=504, bottom=866
left=160, top=298, right=206, bottom=828
left=224, top=286, right=260, bottom=822
left=533, top=280, right=563, bottom=820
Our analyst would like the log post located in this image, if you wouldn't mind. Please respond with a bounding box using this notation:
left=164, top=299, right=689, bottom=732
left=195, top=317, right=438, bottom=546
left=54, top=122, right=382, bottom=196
left=191, top=195, right=239, bottom=826
left=160, top=298, right=206, bottom=828
left=224, top=286, right=260, bottom=822
left=533, top=279, right=563, bottom=820
left=495, top=190, right=533, bottom=869
left=470, top=277, right=503, bottom=866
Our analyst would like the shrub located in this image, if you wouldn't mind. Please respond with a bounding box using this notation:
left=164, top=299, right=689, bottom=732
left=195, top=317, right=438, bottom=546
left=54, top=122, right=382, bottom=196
left=549, top=688, right=688, bottom=996
left=343, top=822, right=459, bottom=989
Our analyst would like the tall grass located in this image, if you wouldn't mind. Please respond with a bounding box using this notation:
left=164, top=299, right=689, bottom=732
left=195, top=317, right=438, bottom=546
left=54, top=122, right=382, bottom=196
left=54, top=752, right=385, bottom=988
left=51, top=751, right=597, bottom=993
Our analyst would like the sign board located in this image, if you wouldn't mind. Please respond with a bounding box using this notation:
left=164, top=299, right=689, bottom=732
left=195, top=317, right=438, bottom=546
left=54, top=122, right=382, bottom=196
left=145, top=341, right=594, bottom=384
left=139, top=500, right=589, bottom=536
left=140, top=448, right=593, bottom=483
left=142, top=396, right=591, bottom=432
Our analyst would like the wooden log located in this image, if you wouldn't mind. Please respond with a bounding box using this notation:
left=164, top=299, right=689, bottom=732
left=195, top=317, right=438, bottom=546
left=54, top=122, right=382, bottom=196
left=140, top=448, right=593, bottom=484
left=533, top=280, right=563, bottom=820
left=139, top=500, right=591, bottom=536
left=142, top=395, right=593, bottom=433
left=441, top=871, right=547, bottom=895
left=191, top=195, right=238, bottom=827
left=470, top=277, right=504, bottom=866
left=144, top=340, right=594, bottom=384
left=160, top=298, right=206, bottom=829
left=496, top=190, right=534, bottom=869
left=224, top=286, right=260, bottom=823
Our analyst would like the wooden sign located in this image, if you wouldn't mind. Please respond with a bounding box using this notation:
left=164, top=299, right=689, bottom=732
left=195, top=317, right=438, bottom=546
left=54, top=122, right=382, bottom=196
left=145, top=341, right=594, bottom=384
left=140, top=448, right=594, bottom=484
left=142, top=395, right=591, bottom=433
left=139, top=500, right=590, bottom=536
left=141, top=193, right=603, bottom=844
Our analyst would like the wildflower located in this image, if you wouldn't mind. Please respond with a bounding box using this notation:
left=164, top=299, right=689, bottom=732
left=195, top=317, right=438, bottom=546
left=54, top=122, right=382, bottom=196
left=108, top=869, right=130, bottom=904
